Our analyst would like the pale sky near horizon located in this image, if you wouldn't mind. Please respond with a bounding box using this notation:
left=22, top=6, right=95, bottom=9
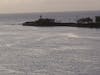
left=0, top=0, right=100, bottom=13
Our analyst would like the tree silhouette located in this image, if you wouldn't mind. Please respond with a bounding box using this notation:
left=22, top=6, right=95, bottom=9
left=77, top=17, right=93, bottom=24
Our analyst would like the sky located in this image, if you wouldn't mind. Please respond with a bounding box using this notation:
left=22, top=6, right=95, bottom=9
left=0, top=0, right=100, bottom=13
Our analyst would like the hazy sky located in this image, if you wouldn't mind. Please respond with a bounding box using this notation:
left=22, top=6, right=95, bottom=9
left=0, top=0, right=100, bottom=13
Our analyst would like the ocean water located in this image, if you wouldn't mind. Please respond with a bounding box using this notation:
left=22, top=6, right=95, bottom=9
left=0, top=11, right=100, bottom=75
left=0, top=11, right=100, bottom=25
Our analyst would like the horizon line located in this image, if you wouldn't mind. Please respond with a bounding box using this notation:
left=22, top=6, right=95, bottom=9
left=0, top=10, right=100, bottom=14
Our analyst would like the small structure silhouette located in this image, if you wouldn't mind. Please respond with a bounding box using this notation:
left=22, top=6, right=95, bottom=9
left=23, top=16, right=56, bottom=26
left=95, top=16, right=100, bottom=23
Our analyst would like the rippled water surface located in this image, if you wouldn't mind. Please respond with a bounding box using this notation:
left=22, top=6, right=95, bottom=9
left=0, top=25, right=100, bottom=75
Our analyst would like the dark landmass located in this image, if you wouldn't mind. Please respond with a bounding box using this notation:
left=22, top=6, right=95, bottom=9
left=22, top=16, right=100, bottom=28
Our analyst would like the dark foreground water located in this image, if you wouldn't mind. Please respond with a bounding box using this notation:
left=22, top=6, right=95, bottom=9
left=0, top=25, right=100, bottom=75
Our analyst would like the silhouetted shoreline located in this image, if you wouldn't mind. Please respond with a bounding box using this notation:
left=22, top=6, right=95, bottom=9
left=23, top=23, right=100, bottom=28
left=22, top=16, right=100, bottom=28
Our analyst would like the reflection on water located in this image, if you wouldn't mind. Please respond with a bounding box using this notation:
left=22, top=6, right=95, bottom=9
left=0, top=25, right=100, bottom=75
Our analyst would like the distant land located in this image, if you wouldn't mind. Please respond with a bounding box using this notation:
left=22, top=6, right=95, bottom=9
left=22, top=15, right=100, bottom=28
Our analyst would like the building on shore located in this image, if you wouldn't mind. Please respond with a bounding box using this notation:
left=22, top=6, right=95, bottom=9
left=95, top=16, right=100, bottom=23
